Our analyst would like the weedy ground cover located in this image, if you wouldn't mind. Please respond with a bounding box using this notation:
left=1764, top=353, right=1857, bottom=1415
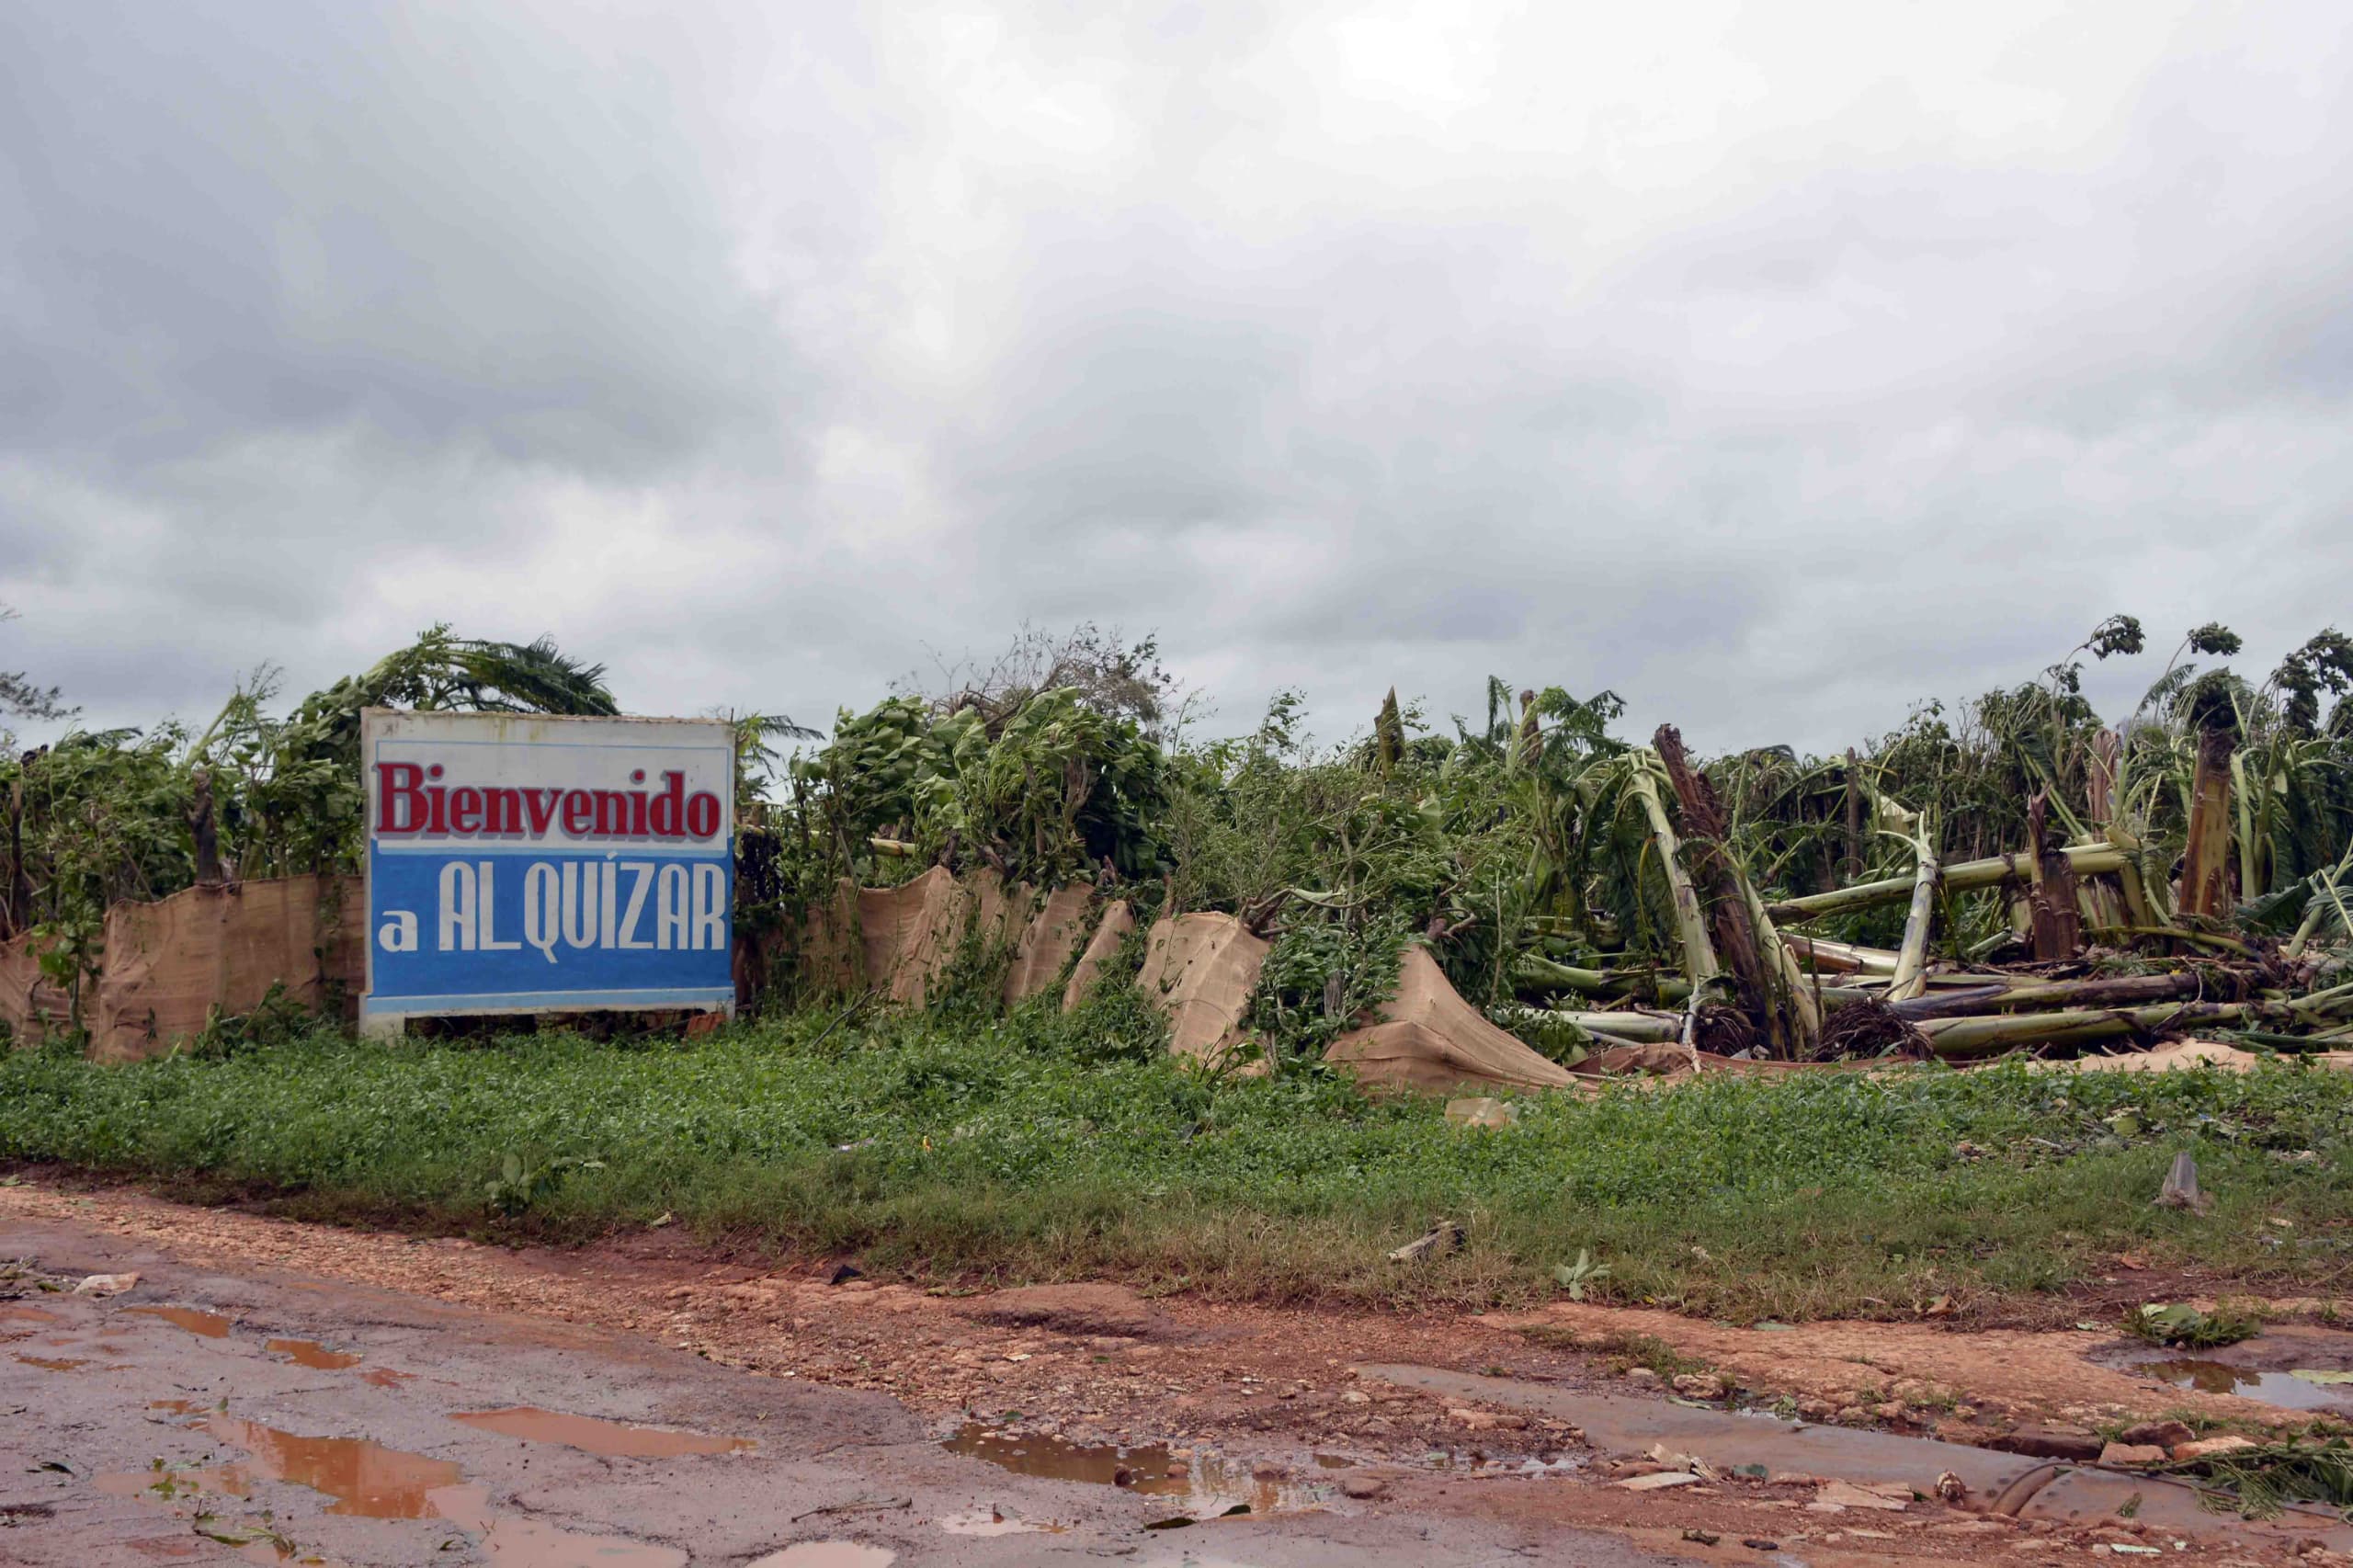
left=5, top=1001, right=2350, bottom=1323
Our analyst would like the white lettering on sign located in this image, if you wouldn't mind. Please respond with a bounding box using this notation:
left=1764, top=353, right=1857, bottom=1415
left=400, top=858, right=730, bottom=958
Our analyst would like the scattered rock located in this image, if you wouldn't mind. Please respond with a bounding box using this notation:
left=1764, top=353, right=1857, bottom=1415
left=1444, top=1096, right=1517, bottom=1129
left=1624, top=1367, right=1663, bottom=1388
left=1338, top=1472, right=1389, bottom=1500
left=823, top=1263, right=864, bottom=1286
left=1794, top=1398, right=1836, bottom=1422
left=72, top=1273, right=138, bottom=1296
left=960, top=1283, right=1155, bottom=1338
left=1987, top=1425, right=2104, bottom=1462
left=1447, top=1407, right=1527, bottom=1431
left=1870, top=1402, right=1906, bottom=1422
left=1834, top=1405, right=1868, bottom=1425
left=1815, top=1480, right=1911, bottom=1513
left=2172, top=1436, right=2257, bottom=1460
left=1342, top=1390, right=1372, bottom=1405
left=2099, top=1443, right=2168, bottom=1469
left=1936, top=1471, right=1968, bottom=1504
left=2121, top=1419, right=2196, bottom=1449
left=1682, top=1528, right=1722, bottom=1546
left=1673, top=1372, right=1728, bottom=1401
left=1768, top=1471, right=1821, bottom=1487
left=1615, top=1471, right=1704, bottom=1492
left=1742, top=1540, right=1780, bottom=1552
left=1388, top=1220, right=1465, bottom=1265
left=2155, top=1152, right=2211, bottom=1214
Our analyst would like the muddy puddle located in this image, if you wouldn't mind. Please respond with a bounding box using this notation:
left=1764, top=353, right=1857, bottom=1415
left=102, top=1414, right=692, bottom=1565
left=746, top=1546, right=896, bottom=1568
left=202, top=1416, right=464, bottom=1517
left=451, top=1405, right=755, bottom=1458
left=0, top=1302, right=63, bottom=1325
left=15, top=1353, right=95, bottom=1370
left=127, top=1304, right=234, bottom=1337
left=267, top=1337, right=362, bottom=1370
left=2141, top=1358, right=2353, bottom=1412
left=360, top=1366, right=414, bottom=1388
left=943, top=1422, right=1320, bottom=1517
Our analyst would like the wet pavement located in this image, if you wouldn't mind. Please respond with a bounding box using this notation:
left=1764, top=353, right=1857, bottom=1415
left=0, top=1211, right=1692, bottom=1567
left=1358, top=1364, right=2353, bottom=1554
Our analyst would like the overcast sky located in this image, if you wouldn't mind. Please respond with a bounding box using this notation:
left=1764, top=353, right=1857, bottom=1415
left=4, top=1, right=2349, bottom=756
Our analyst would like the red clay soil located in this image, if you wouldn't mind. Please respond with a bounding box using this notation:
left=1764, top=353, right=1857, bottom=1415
left=11, top=1179, right=2353, bottom=1565
left=5, top=1180, right=2344, bottom=1454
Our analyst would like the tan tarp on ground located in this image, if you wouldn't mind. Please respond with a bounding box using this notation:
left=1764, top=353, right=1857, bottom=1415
left=1003, top=883, right=1094, bottom=1006
left=784, top=871, right=1091, bottom=1006
left=781, top=878, right=866, bottom=996
left=85, top=877, right=364, bottom=1062
left=1324, top=946, right=1589, bottom=1095
left=1135, top=912, right=1267, bottom=1064
left=854, top=865, right=1017, bottom=1008
left=0, top=932, right=72, bottom=1044
left=1062, top=899, right=1134, bottom=1011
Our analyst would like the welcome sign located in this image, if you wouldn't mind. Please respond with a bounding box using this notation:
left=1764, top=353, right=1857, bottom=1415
left=358, top=710, right=735, bottom=1034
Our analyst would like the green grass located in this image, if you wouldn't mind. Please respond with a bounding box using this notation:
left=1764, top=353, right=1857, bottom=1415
left=6, top=1001, right=2353, bottom=1322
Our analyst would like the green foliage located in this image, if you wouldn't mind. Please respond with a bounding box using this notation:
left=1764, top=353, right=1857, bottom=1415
left=2180, top=1438, right=2353, bottom=1520
left=5, top=1017, right=2350, bottom=1317
left=483, top=1150, right=605, bottom=1218
left=1552, top=1248, right=1610, bottom=1300
left=0, top=627, right=618, bottom=999
left=1248, top=914, right=1413, bottom=1067
left=179, top=982, right=316, bottom=1062
left=789, top=687, right=1170, bottom=888
left=2124, top=1301, right=2262, bottom=1349
left=13, top=606, right=2353, bottom=1053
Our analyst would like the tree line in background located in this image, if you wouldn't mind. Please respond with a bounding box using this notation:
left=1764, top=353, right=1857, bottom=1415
left=6, top=614, right=2352, bottom=1062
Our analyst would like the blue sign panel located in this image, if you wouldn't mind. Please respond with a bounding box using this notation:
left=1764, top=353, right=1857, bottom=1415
left=359, top=710, right=735, bottom=1031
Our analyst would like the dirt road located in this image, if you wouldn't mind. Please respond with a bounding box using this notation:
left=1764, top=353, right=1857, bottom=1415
left=2, top=1181, right=2345, bottom=1566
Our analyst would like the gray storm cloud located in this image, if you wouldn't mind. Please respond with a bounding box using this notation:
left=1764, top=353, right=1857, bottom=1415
left=3, top=0, right=2349, bottom=754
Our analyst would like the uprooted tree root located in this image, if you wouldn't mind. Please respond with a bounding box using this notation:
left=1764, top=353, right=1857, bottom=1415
left=1690, top=1004, right=1759, bottom=1058
left=1814, top=999, right=1933, bottom=1062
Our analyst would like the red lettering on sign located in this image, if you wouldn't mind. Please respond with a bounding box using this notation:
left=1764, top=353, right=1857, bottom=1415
left=377, top=767, right=722, bottom=842
left=648, top=771, right=685, bottom=836
left=375, top=763, right=426, bottom=834
left=482, top=788, right=524, bottom=836
left=593, top=790, right=631, bottom=836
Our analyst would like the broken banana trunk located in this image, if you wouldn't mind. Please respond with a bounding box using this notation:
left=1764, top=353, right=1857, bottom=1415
left=1765, top=844, right=2127, bottom=924
left=1654, top=726, right=1817, bottom=1058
